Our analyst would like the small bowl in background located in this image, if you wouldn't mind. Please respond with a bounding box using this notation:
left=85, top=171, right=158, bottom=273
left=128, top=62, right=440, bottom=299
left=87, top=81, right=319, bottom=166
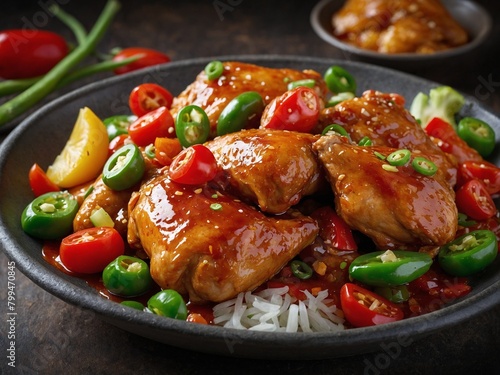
left=310, top=0, right=492, bottom=72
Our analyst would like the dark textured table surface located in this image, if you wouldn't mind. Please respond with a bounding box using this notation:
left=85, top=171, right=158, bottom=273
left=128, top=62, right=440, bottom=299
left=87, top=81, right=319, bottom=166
left=1, top=1, right=499, bottom=374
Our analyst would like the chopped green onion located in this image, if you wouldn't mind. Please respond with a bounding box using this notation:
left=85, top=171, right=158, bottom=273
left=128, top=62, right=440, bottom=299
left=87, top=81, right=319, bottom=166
left=374, top=151, right=386, bottom=160
left=457, top=213, right=477, bottom=227
left=145, top=144, right=156, bottom=159
left=322, top=123, right=348, bottom=137
left=90, top=207, right=115, bottom=227
left=290, top=260, right=313, bottom=280
left=287, top=78, right=316, bottom=90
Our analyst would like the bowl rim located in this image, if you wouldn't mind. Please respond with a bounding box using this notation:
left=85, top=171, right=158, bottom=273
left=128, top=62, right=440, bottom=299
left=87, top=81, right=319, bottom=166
left=310, top=0, right=493, bottom=61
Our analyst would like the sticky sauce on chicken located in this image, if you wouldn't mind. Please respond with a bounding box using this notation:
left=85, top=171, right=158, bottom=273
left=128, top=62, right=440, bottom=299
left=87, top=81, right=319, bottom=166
left=206, top=129, right=324, bottom=214
left=127, top=175, right=319, bottom=303
left=171, top=61, right=327, bottom=136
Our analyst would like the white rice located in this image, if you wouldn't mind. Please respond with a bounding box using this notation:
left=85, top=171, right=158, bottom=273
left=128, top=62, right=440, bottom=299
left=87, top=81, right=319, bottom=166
left=212, top=286, right=345, bottom=332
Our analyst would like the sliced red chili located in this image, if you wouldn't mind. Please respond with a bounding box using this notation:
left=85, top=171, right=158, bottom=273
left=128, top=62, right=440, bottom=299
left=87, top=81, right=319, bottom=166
left=128, top=106, right=175, bottom=146
left=169, top=144, right=218, bottom=185
left=129, top=83, right=174, bottom=117
left=340, top=283, right=404, bottom=327
left=260, top=86, right=320, bottom=133
left=457, top=160, right=500, bottom=195
left=310, top=206, right=357, bottom=251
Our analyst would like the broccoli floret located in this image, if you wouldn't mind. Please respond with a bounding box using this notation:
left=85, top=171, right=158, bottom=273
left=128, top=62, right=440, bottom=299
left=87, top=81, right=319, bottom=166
left=409, top=86, right=465, bottom=128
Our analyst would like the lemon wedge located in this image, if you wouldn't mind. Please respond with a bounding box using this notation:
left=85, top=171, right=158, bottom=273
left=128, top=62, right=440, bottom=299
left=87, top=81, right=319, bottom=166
left=47, top=107, right=109, bottom=188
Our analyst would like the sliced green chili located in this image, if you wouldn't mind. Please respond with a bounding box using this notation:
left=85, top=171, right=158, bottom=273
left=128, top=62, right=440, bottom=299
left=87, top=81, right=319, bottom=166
left=205, top=60, right=224, bottom=80
left=457, top=213, right=477, bottom=227
left=103, top=255, right=153, bottom=297
left=103, top=114, right=135, bottom=141
left=287, top=78, right=316, bottom=90
left=387, top=149, right=411, bottom=166
left=438, top=230, right=498, bottom=276
left=374, top=285, right=410, bottom=303
left=322, top=123, right=348, bottom=137
left=102, top=143, right=145, bottom=191
left=290, top=260, right=313, bottom=280
left=21, top=191, right=79, bottom=240
left=147, top=289, right=188, bottom=320
left=175, top=105, right=210, bottom=147
left=412, top=157, right=437, bottom=176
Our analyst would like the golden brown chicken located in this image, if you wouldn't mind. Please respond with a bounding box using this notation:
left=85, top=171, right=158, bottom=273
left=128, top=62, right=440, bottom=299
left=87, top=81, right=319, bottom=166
left=320, top=90, right=457, bottom=185
left=127, top=174, right=319, bottom=303
left=206, top=129, right=324, bottom=214
left=332, top=0, right=469, bottom=53
left=313, top=134, right=458, bottom=253
left=171, top=61, right=327, bottom=137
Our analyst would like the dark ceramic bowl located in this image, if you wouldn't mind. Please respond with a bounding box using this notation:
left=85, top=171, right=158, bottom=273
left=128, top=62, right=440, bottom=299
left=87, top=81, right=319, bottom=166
left=310, top=0, right=492, bottom=72
left=0, top=55, right=499, bottom=360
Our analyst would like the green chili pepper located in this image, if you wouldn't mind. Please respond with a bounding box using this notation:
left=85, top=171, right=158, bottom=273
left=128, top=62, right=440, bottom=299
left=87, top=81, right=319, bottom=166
left=412, top=157, right=437, bottom=176
left=290, top=260, right=313, bottom=280
left=438, top=230, right=498, bottom=276
left=349, top=250, right=433, bottom=287
left=387, top=149, right=411, bottom=166
left=205, top=60, right=224, bottom=80
left=457, top=213, right=477, bottom=228
left=21, top=191, right=79, bottom=240
left=287, top=78, right=316, bottom=90
left=147, top=289, right=188, bottom=320
left=457, top=117, right=496, bottom=158
left=358, top=136, right=373, bottom=146
left=121, top=301, right=145, bottom=310
left=102, top=143, right=145, bottom=191
left=103, top=255, right=153, bottom=297
left=217, top=91, right=265, bottom=136
left=326, top=91, right=355, bottom=107
left=322, top=123, right=349, bottom=137
left=323, top=65, right=356, bottom=94
left=175, top=105, right=210, bottom=147
left=374, top=285, right=410, bottom=303
left=103, top=114, right=136, bottom=141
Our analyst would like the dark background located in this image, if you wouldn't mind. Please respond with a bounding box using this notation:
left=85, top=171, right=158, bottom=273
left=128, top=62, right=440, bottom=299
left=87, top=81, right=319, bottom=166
left=1, top=1, right=499, bottom=374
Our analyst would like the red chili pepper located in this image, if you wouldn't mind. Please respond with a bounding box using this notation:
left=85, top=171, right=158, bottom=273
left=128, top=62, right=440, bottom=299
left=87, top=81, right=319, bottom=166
left=112, top=47, right=170, bottom=75
left=128, top=106, right=175, bottom=147
left=0, top=30, right=68, bottom=79
left=340, top=283, right=404, bottom=327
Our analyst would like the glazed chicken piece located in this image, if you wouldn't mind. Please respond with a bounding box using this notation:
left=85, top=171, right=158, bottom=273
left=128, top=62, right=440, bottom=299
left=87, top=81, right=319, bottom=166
left=320, top=90, right=457, bottom=185
left=206, top=129, right=324, bottom=214
left=313, top=134, right=458, bottom=252
left=127, top=175, right=319, bottom=303
left=332, top=0, right=469, bottom=53
left=171, top=61, right=327, bottom=137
